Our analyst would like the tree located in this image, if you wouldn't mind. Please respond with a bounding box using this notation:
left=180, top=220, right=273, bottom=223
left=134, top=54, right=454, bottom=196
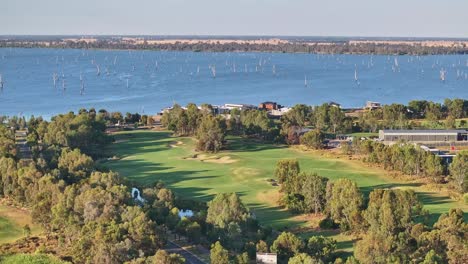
left=152, top=250, right=185, bottom=264
left=0, top=126, right=16, bottom=158
left=301, top=129, right=325, bottom=149
left=449, top=150, right=468, bottom=193
left=58, top=148, right=93, bottom=183
left=235, top=252, right=249, bottom=264
left=186, top=103, right=201, bottom=135
left=288, top=253, right=320, bottom=264
left=329, top=106, right=345, bottom=133
left=281, top=104, right=312, bottom=144
left=43, top=111, right=110, bottom=157
left=240, top=109, right=277, bottom=141
left=413, top=209, right=468, bottom=264
left=161, top=104, right=184, bottom=134
left=354, top=232, right=393, bottom=264
left=271, top=232, right=304, bottom=261
left=196, top=115, right=226, bottom=153
left=408, top=100, right=429, bottom=119
left=210, top=241, right=229, bottom=264
left=364, top=189, right=422, bottom=236
left=382, top=104, right=408, bottom=129
left=186, top=221, right=202, bottom=243
left=432, top=209, right=468, bottom=263
left=306, top=236, right=336, bottom=260
left=22, top=224, right=31, bottom=237
left=302, top=173, right=328, bottom=215
left=206, top=193, right=249, bottom=229
left=445, top=115, right=456, bottom=129
left=275, top=159, right=300, bottom=185
left=312, top=104, right=330, bottom=130
left=444, top=98, right=465, bottom=119
left=422, top=250, right=443, bottom=264
left=256, top=240, right=269, bottom=253
left=326, top=179, right=363, bottom=231
left=425, top=102, right=443, bottom=126
left=360, top=109, right=382, bottom=132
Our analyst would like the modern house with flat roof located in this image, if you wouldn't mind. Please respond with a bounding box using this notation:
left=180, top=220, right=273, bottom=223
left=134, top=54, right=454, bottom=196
left=366, top=101, right=382, bottom=110
left=379, top=129, right=468, bottom=142
left=224, top=103, right=257, bottom=110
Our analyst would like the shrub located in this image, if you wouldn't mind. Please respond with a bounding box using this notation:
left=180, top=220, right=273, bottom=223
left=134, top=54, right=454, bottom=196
left=319, top=218, right=338, bottom=229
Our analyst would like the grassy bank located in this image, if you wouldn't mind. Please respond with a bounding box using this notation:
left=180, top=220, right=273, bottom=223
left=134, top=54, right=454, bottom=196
left=0, top=205, right=41, bottom=244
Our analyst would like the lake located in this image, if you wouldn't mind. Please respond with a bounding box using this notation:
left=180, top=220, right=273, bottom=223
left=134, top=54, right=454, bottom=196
left=0, top=48, right=467, bottom=118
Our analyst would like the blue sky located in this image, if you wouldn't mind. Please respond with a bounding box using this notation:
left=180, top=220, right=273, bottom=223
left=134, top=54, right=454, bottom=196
left=2, top=0, right=467, bottom=37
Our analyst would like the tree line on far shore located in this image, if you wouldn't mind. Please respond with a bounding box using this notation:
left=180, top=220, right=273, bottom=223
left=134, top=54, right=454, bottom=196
left=2, top=39, right=468, bottom=55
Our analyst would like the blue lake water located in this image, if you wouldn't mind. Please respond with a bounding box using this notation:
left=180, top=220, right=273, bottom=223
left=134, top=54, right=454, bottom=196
left=0, top=48, right=467, bottom=118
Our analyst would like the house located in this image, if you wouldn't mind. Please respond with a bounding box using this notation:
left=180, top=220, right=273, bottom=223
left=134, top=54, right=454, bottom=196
left=379, top=129, right=468, bottom=142
left=328, top=101, right=341, bottom=108
left=224, top=103, right=257, bottom=110
left=212, top=105, right=230, bottom=115
left=269, top=107, right=291, bottom=117
left=259, top=101, right=280, bottom=110
left=366, top=101, right=381, bottom=110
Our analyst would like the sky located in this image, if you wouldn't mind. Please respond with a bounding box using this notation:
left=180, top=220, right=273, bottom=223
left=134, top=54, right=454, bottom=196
left=2, top=0, right=468, bottom=38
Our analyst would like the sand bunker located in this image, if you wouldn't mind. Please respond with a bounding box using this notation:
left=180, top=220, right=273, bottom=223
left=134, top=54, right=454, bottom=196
left=169, top=141, right=184, bottom=148
left=184, top=154, right=237, bottom=164
left=114, top=139, right=128, bottom=144
left=121, top=155, right=135, bottom=160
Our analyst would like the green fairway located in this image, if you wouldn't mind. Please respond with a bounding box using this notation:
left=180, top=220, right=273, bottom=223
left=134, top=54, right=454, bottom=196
left=104, top=131, right=466, bottom=230
left=105, top=131, right=390, bottom=228
left=346, top=132, right=379, bottom=138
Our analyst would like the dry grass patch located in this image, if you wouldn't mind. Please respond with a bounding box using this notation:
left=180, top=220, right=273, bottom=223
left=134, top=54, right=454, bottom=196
left=0, top=203, right=41, bottom=244
left=256, top=189, right=281, bottom=207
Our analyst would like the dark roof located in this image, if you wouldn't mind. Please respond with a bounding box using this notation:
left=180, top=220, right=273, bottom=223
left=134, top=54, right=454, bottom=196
left=260, top=101, right=277, bottom=104
left=381, top=129, right=467, bottom=134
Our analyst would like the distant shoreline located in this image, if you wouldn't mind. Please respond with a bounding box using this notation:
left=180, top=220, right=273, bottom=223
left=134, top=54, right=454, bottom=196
left=1, top=36, right=468, bottom=55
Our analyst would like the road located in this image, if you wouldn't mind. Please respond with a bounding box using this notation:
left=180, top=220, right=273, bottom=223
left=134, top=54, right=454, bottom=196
left=15, top=130, right=32, bottom=161
left=165, top=241, right=207, bottom=264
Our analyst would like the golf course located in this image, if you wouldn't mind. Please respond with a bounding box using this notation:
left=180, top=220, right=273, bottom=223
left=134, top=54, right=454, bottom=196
left=105, top=131, right=466, bottom=230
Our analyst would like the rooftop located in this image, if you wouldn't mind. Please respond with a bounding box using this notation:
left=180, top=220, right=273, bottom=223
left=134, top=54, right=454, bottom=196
left=381, top=129, right=467, bottom=134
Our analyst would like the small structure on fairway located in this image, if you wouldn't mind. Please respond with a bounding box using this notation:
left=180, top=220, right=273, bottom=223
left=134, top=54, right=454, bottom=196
left=131, top=187, right=145, bottom=203
left=178, top=209, right=194, bottom=219
left=256, top=253, right=277, bottom=264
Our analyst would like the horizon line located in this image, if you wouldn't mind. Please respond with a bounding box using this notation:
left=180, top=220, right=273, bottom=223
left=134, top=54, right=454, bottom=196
left=1, top=34, right=468, bottom=40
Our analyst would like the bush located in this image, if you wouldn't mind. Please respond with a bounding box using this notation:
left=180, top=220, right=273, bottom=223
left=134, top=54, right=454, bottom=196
left=300, top=129, right=325, bottom=149
left=464, top=193, right=468, bottom=204
left=319, top=218, right=338, bottom=229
